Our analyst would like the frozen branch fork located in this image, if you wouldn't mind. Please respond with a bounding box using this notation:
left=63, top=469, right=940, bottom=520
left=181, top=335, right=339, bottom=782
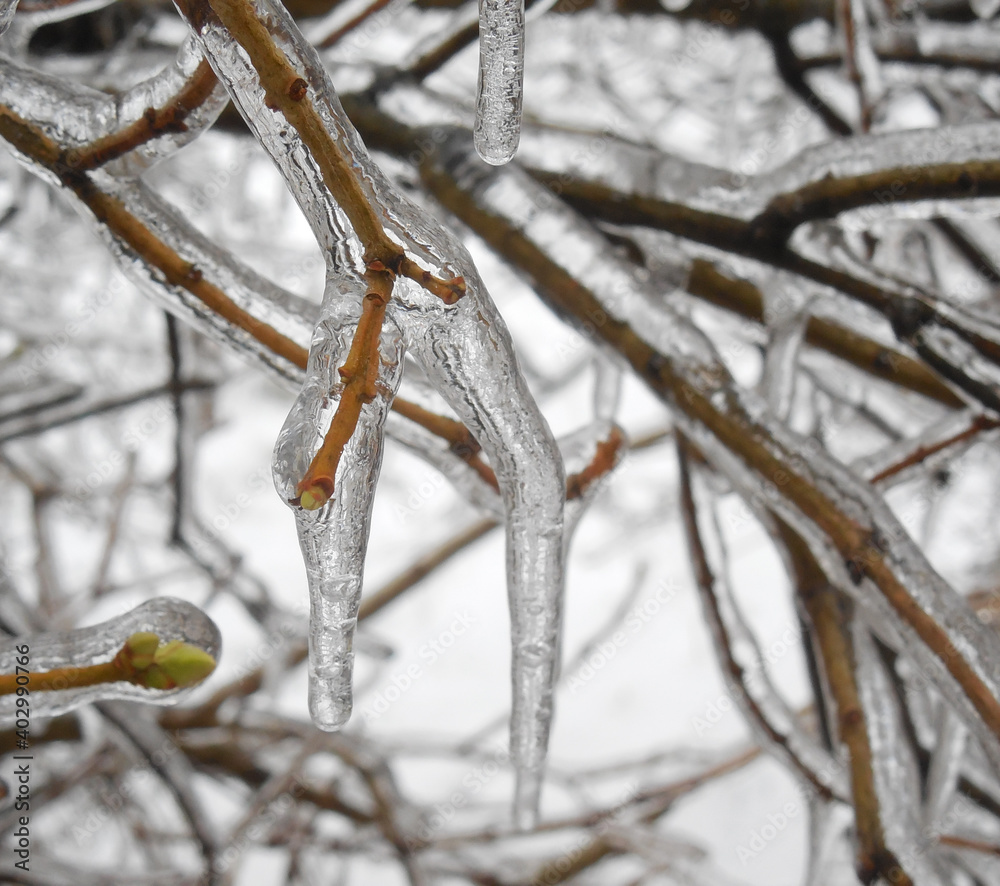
left=172, top=0, right=564, bottom=825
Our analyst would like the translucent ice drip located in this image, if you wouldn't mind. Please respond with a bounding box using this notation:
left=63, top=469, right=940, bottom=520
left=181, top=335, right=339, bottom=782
left=400, top=276, right=564, bottom=826
left=474, top=0, right=524, bottom=165
left=0, top=598, right=221, bottom=721
left=922, top=708, right=967, bottom=830
left=272, top=297, right=405, bottom=729
left=759, top=279, right=813, bottom=420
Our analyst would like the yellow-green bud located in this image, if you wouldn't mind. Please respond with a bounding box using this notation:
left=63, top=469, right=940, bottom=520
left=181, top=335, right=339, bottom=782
left=149, top=640, right=216, bottom=689
left=123, top=632, right=160, bottom=670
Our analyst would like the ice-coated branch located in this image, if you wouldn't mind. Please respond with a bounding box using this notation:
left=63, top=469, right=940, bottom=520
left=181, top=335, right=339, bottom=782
left=419, top=145, right=1000, bottom=776
left=0, top=65, right=500, bottom=486
left=0, top=0, right=17, bottom=36
left=676, top=442, right=847, bottom=802
left=515, top=126, right=1000, bottom=413
left=852, top=625, right=952, bottom=885
left=781, top=522, right=917, bottom=884
left=0, top=38, right=228, bottom=176
left=0, top=598, right=221, bottom=721
left=517, top=122, right=1000, bottom=231
left=174, top=0, right=464, bottom=303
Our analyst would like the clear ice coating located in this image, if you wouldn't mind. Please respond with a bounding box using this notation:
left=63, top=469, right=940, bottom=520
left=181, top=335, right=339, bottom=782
left=424, top=147, right=1000, bottom=778
left=176, top=0, right=565, bottom=823
left=474, top=0, right=524, bottom=165
left=0, top=598, right=221, bottom=721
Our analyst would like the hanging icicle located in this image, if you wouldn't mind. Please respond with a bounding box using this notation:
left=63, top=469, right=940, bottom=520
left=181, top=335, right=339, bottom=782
left=474, top=0, right=525, bottom=165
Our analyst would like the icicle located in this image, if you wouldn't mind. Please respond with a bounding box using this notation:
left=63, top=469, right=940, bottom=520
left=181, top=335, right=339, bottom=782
left=971, top=0, right=1000, bottom=20
left=0, top=598, right=221, bottom=720
left=272, top=300, right=405, bottom=729
left=802, top=797, right=856, bottom=886
left=474, top=0, right=525, bottom=165
left=592, top=356, right=623, bottom=422
left=852, top=625, right=952, bottom=886
left=758, top=277, right=812, bottom=420
left=923, top=708, right=968, bottom=831
left=399, top=278, right=564, bottom=827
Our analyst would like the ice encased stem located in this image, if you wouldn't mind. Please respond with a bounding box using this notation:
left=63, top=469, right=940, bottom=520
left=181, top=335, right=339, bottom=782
left=273, top=296, right=405, bottom=730
left=0, top=598, right=221, bottom=721
left=474, top=0, right=524, bottom=165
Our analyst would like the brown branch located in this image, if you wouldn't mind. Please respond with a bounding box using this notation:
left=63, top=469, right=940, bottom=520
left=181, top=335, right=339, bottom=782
left=358, top=517, right=498, bottom=619
left=66, top=58, right=219, bottom=172
left=676, top=437, right=837, bottom=800
left=753, top=159, right=1000, bottom=244
left=339, top=99, right=967, bottom=410
left=0, top=101, right=498, bottom=489
left=390, top=397, right=499, bottom=491
left=420, top=152, right=1000, bottom=751
left=317, top=0, right=397, bottom=48
left=529, top=167, right=1000, bottom=411
left=179, top=0, right=464, bottom=303
left=869, top=414, right=999, bottom=484
left=778, top=522, right=914, bottom=886
left=685, top=258, right=963, bottom=408
left=564, top=425, right=626, bottom=500
left=939, top=834, right=1000, bottom=857
left=293, top=263, right=393, bottom=509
